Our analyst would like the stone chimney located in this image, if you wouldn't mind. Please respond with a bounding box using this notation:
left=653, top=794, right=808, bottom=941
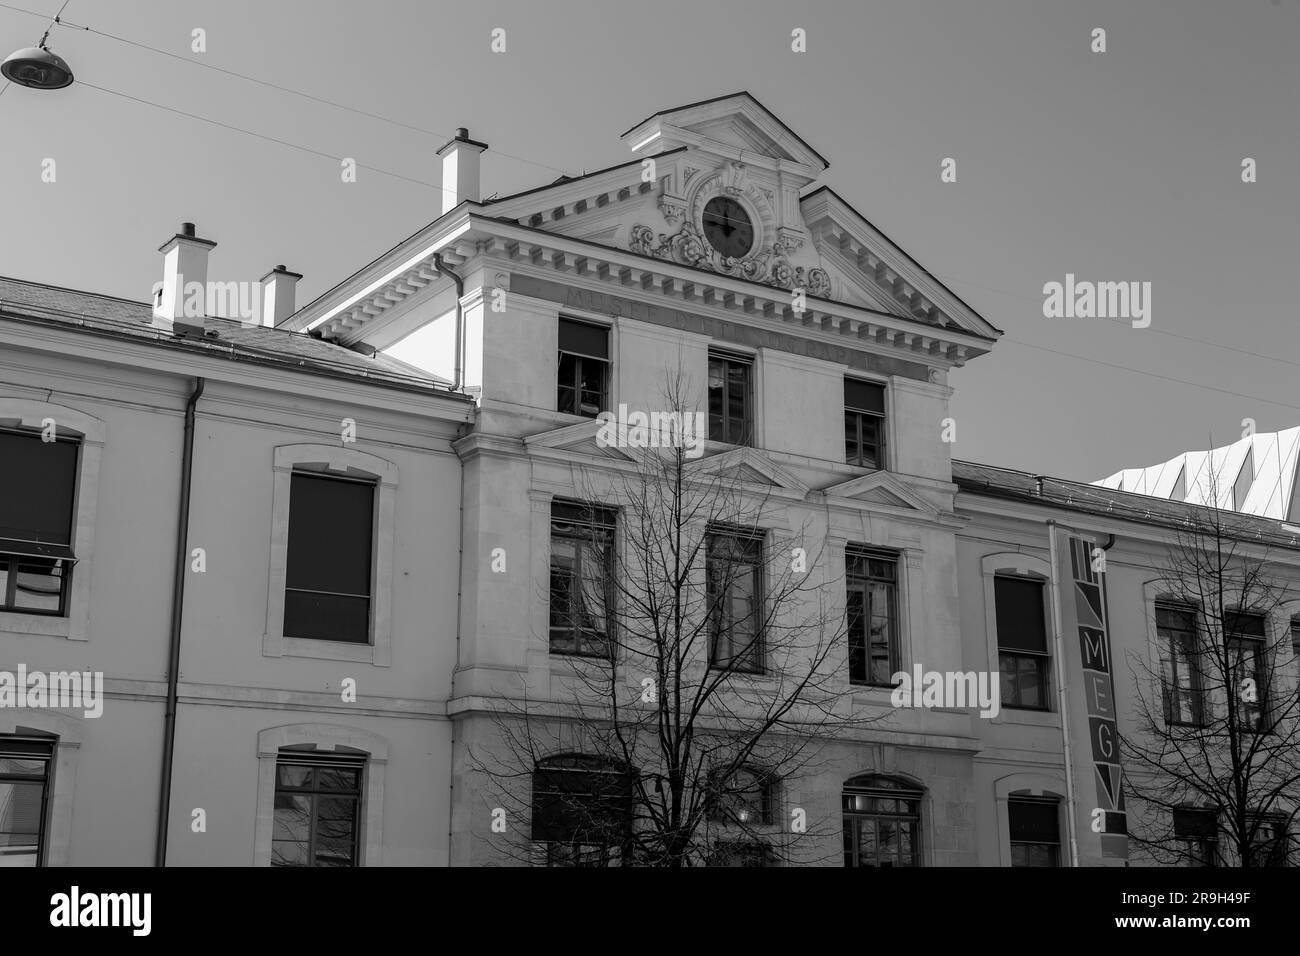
left=153, top=221, right=216, bottom=335
left=259, top=265, right=302, bottom=327
left=436, top=128, right=488, bottom=215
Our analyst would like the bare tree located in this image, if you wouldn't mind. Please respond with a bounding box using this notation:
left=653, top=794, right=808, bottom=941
left=473, top=369, right=869, bottom=866
left=1122, top=466, right=1300, bottom=867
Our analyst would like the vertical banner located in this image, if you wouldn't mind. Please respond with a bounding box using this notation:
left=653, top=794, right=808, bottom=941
left=1050, top=522, right=1128, bottom=864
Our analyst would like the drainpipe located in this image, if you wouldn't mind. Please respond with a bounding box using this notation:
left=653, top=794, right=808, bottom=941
left=156, top=376, right=204, bottom=867
left=431, top=252, right=467, bottom=862
left=432, top=253, right=465, bottom=391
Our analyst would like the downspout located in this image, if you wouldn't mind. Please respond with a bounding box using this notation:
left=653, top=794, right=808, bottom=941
left=431, top=252, right=467, bottom=861
left=432, top=253, right=465, bottom=392
left=156, top=376, right=204, bottom=867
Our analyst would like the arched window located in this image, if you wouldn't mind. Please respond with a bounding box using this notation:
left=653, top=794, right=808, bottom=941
left=842, top=775, right=923, bottom=867
left=531, top=754, right=634, bottom=867
left=707, top=765, right=775, bottom=826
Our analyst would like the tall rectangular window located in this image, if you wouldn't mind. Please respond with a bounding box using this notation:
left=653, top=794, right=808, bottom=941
left=846, top=548, right=899, bottom=686
left=995, top=576, right=1049, bottom=710
left=1248, top=814, right=1289, bottom=867
left=283, top=472, right=375, bottom=644
left=0, top=736, right=53, bottom=867
left=1226, top=610, right=1267, bottom=730
left=557, top=319, right=609, bottom=418
left=532, top=756, right=633, bottom=867
left=1157, top=603, right=1204, bottom=726
left=271, top=754, right=364, bottom=867
left=1173, top=807, right=1218, bottom=867
left=0, top=427, right=78, bottom=616
left=706, top=530, right=764, bottom=673
left=549, top=501, right=616, bottom=657
left=1008, top=797, right=1060, bottom=867
left=844, top=379, right=886, bottom=469
left=707, top=353, right=753, bottom=446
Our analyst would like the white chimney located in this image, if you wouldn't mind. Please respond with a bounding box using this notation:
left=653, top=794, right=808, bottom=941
left=259, top=264, right=302, bottom=327
left=437, top=128, right=488, bottom=215
left=154, top=221, right=215, bottom=334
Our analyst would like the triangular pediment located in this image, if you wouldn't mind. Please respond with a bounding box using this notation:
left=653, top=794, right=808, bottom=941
left=823, top=472, right=939, bottom=515
left=523, top=419, right=643, bottom=462
left=621, top=92, right=828, bottom=173
left=687, top=447, right=809, bottom=496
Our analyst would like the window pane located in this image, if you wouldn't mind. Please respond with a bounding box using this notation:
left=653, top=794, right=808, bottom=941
left=275, top=764, right=313, bottom=789
left=557, top=351, right=578, bottom=414
left=12, top=558, right=66, bottom=612
left=995, top=577, right=1047, bottom=652
left=285, top=474, right=374, bottom=596
left=283, top=591, right=370, bottom=643
left=272, top=793, right=311, bottom=842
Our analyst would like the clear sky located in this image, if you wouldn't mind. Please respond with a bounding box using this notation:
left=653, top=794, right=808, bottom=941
left=1, top=0, right=1296, bottom=481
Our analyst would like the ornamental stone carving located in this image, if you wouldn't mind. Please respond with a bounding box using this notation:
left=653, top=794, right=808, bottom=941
left=629, top=222, right=832, bottom=297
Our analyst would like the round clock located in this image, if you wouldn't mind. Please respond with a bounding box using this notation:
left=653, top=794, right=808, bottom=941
left=701, top=197, right=754, bottom=259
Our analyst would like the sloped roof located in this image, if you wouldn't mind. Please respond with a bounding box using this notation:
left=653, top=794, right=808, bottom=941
left=0, top=276, right=459, bottom=393
left=955, top=459, right=1300, bottom=549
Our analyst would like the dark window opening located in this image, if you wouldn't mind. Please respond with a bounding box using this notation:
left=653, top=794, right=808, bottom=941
left=0, top=735, right=54, bottom=867
left=707, top=766, right=775, bottom=826
left=847, top=548, right=899, bottom=686
left=707, top=354, right=753, bottom=446
left=0, top=427, right=79, bottom=615
left=532, top=755, right=634, bottom=867
left=995, top=576, right=1050, bottom=711
left=1157, top=603, right=1204, bottom=727
left=549, top=501, right=616, bottom=657
left=1173, top=807, right=1218, bottom=867
left=844, top=379, right=886, bottom=469
left=706, top=530, right=764, bottom=673
left=842, top=775, right=923, bottom=867
left=283, top=472, right=375, bottom=644
left=1226, top=610, right=1268, bottom=731
left=557, top=319, right=609, bottom=418
left=271, top=753, right=364, bottom=867
left=1009, top=796, right=1060, bottom=867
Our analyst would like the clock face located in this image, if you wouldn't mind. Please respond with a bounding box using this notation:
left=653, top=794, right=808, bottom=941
left=701, top=197, right=754, bottom=259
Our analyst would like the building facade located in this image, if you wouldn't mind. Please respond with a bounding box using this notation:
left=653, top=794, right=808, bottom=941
left=2, top=93, right=1296, bottom=866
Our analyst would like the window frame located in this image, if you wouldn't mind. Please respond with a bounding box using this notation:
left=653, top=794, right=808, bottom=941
left=846, top=546, right=901, bottom=687
left=263, top=445, right=398, bottom=666
left=1007, top=795, right=1062, bottom=868
left=548, top=500, right=617, bottom=658
left=556, top=318, right=610, bottom=419
left=0, top=400, right=104, bottom=642
left=270, top=753, right=365, bottom=867
left=531, top=754, right=635, bottom=867
left=707, top=765, right=776, bottom=827
left=842, top=774, right=924, bottom=868
left=707, top=352, right=754, bottom=447
left=282, top=470, right=377, bottom=646
left=1173, top=806, right=1219, bottom=867
left=1225, top=609, right=1268, bottom=732
left=253, top=724, right=387, bottom=867
left=0, top=734, right=54, bottom=867
left=994, top=574, right=1051, bottom=712
left=705, top=527, right=766, bottom=674
left=843, top=378, right=887, bottom=470
left=1156, top=602, right=1205, bottom=727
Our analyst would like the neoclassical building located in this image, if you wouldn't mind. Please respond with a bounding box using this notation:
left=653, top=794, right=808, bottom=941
left=2, top=92, right=1296, bottom=866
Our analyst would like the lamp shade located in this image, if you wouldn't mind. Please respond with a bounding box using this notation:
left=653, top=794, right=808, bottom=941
left=1, top=45, right=74, bottom=89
